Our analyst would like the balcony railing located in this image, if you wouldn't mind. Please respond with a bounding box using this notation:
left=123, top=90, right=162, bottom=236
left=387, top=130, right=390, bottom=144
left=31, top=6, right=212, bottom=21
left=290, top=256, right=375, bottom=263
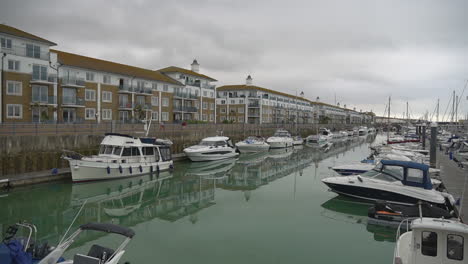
left=185, top=81, right=201, bottom=87
left=248, top=102, right=260, bottom=107
left=119, top=102, right=133, bottom=108
left=134, top=87, right=152, bottom=94
left=60, top=77, right=85, bottom=87
left=1, top=45, right=50, bottom=60
left=174, top=92, right=198, bottom=99
left=31, top=74, right=57, bottom=83
left=201, top=83, right=216, bottom=90
left=134, top=102, right=152, bottom=110
left=31, top=95, right=57, bottom=105
left=62, top=96, right=85, bottom=106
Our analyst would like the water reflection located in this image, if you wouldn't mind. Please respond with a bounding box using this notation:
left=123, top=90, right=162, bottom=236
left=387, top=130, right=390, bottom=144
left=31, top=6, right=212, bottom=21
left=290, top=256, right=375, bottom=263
left=0, top=134, right=381, bottom=255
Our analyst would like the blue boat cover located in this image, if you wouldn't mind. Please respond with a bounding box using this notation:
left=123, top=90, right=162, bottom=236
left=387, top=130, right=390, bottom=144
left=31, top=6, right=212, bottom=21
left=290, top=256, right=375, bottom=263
left=380, top=160, right=432, bottom=190
left=0, top=240, right=32, bottom=264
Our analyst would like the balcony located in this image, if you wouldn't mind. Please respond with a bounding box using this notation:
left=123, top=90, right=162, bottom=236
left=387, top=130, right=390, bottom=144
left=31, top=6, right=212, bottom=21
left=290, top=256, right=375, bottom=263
left=248, top=102, right=260, bottom=108
left=201, top=83, right=216, bottom=90
left=134, top=102, right=152, bottom=110
left=31, top=95, right=57, bottom=105
left=1, top=45, right=50, bottom=60
left=31, top=74, right=57, bottom=84
left=174, top=106, right=198, bottom=112
left=134, top=87, right=152, bottom=95
left=185, top=80, right=201, bottom=88
left=62, top=96, right=85, bottom=107
left=174, top=92, right=198, bottom=100
left=60, top=77, right=85, bottom=88
left=118, top=84, right=134, bottom=93
left=119, top=101, right=133, bottom=109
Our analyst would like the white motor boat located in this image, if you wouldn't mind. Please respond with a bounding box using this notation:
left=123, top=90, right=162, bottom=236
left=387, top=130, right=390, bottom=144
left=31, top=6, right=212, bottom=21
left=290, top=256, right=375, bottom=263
left=322, top=160, right=455, bottom=208
left=394, top=217, right=468, bottom=264
left=0, top=221, right=134, bottom=264
left=292, top=135, right=304, bottom=145
left=63, top=133, right=173, bottom=182
left=306, top=128, right=333, bottom=144
left=235, top=136, right=270, bottom=153
left=358, top=126, right=368, bottom=136
left=266, top=129, right=294, bottom=148
left=184, top=136, right=239, bottom=161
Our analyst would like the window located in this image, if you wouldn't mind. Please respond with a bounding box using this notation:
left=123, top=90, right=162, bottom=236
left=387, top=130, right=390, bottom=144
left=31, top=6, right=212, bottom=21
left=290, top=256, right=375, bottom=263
left=85, top=89, right=96, bottom=101
left=102, top=91, right=112, bottom=102
left=152, top=83, right=158, bottom=90
left=26, top=44, right=41, bottom=58
left=203, top=114, right=207, bottom=121
left=203, top=102, right=208, bottom=109
left=103, top=75, right=111, bottom=84
left=122, top=148, right=131, bottom=156
left=407, top=168, right=424, bottom=184
left=162, top=112, right=169, bottom=121
left=131, top=147, right=140, bottom=156
left=381, top=165, right=404, bottom=180
left=194, top=101, right=199, bottom=108
left=85, top=108, right=96, bottom=120
left=136, top=95, right=145, bottom=106
left=238, top=107, right=244, bottom=113
left=194, top=113, right=199, bottom=120
left=238, top=116, right=244, bottom=123
left=151, top=111, right=159, bottom=120
left=210, top=103, right=214, bottom=110
left=6, top=104, right=22, bottom=118
left=422, top=231, right=438, bottom=257
left=86, top=72, right=95, bottom=81
left=162, top=97, right=169, bottom=107
left=210, top=92, right=214, bottom=98
left=221, top=100, right=226, bottom=104
left=142, top=147, right=154, bottom=156
left=1, top=37, right=12, bottom=48
left=32, top=65, right=47, bottom=80
left=221, top=108, right=226, bottom=113
left=102, top=109, right=112, bottom=120
left=6, top=81, right=22, bottom=95
left=151, top=96, right=159, bottom=106
left=32, top=85, right=48, bottom=103
left=136, top=81, right=144, bottom=89
left=7, top=60, right=19, bottom=71
left=163, top=84, right=168, bottom=91
left=203, top=91, right=208, bottom=97
left=230, top=100, right=235, bottom=104
left=210, top=114, right=214, bottom=121
left=119, top=111, right=129, bottom=121
left=221, top=116, right=226, bottom=121
left=447, top=234, right=463, bottom=260
left=113, top=147, right=122, bottom=156
left=160, top=147, right=172, bottom=161
left=223, top=92, right=227, bottom=96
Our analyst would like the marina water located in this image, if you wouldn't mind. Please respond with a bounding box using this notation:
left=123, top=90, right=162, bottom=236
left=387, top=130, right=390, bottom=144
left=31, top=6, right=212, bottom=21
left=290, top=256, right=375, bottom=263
left=0, top=134, right=397, bottom=263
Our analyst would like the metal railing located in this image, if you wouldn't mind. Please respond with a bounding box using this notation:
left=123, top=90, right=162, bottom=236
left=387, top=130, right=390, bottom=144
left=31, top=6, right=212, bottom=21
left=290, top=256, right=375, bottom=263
left=60, top=77, right=85, bottom=87
left=248, top=102, right=260, bottom=107
left=1, top=45, right=50, bottom=60
left=134, top=87, right=152, bottom=94
left=119, top=84, right=134, bottom=93
left=31, top=95, right=57, bottom=104
left=174, top=92, right=198, bottom=99
left=134, top=102, right=152, bottom=110
left=62, top=96, right=85, bottom=106
left=119, top=102, right=133, bottom=108
left=31, top=74, right=57, bottom=83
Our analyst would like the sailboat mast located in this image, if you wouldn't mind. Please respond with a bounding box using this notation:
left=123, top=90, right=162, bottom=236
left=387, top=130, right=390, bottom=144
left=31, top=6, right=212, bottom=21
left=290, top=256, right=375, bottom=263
left=387, top=96, right=391, bottom=142
left=436, top=98, right=439, bottom=123
left=452, top=90, right=456, bottom=123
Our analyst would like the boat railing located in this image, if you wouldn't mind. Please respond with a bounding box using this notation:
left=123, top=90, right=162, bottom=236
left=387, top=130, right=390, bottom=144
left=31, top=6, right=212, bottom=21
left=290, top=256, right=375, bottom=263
left=394, top=217, right=418, bottom=258
left=61, top=149, right=84, bottom=160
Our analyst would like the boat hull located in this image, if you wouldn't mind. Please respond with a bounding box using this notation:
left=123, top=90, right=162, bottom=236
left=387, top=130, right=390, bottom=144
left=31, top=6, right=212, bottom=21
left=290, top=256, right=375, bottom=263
left=185, top=151, right=239, bottom=162
left=67, top=159, right=173, bottom=182
left=268, top=141, right=294, bottom=149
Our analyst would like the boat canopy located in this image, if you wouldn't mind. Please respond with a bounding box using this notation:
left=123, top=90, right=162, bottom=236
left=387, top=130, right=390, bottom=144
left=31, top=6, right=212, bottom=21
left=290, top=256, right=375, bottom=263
left=80, top=222, right=135, bottom=238
left=380, top=160, right=432, bottom=190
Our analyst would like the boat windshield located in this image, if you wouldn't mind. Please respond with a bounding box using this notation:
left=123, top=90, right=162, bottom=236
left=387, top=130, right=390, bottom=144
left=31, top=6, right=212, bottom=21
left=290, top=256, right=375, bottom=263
left=361, top=169, right=399, bottom=182
left=200, top=140, right=226, bottom=146
left=364, top=163, right=404, bottom=182
left=99, top=145, right=116, bottom=155
left=274, top=132, right=290, bottom=137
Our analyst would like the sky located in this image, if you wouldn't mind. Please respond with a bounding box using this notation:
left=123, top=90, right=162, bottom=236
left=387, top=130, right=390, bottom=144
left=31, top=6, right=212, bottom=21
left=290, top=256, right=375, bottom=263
left=1, top=0, right=468, bottom=120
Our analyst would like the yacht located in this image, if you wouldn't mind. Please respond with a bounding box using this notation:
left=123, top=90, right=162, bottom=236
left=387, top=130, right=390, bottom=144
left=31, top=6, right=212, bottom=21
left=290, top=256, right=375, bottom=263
left=266, top=129, right=294, bottom=148
left=358, top=126, right=368, bottom=136
left=235, top=136, right=270, bottom=153
left=306, top=128, right=333, bottom=144
left=184, top=136, right=238, bottom=161
left=394, top=217, right=468, bottom=264
left=292, top=135, right=304, bottom=145
left=322, top=160, right=455, bottom=208
left=63, top=133, right=173, bottom=182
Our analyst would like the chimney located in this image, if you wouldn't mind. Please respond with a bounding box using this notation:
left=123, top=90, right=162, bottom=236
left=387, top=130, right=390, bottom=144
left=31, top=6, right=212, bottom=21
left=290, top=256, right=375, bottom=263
left=191, top=59, right=200, bottom=73
left=316, top=96, right=320, bottom=102
left=246, top=75, right=253, bottom=85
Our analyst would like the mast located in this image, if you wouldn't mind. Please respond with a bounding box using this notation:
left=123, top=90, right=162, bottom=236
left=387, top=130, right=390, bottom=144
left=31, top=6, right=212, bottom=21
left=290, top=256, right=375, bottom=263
left=406, top=101, right=409, bottom=126
left=436, top=98, right=439, bottom=123
left=456, top=95, right=459, bottom=125
left=452, top=90, right=456, bottom=123
left=387, top=96, right=391, bottom=142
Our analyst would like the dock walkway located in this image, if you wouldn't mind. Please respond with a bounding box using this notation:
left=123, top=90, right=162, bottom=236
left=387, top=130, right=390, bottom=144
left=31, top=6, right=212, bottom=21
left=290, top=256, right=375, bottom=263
left=438, top=150, right=468, bottom=221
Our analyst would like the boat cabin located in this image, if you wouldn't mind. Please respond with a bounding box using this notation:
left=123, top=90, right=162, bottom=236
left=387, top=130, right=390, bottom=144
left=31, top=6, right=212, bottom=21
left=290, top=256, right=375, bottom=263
left=319, top=128, right=331, bottom=136
left=96, top=134, right=172, bottom=164
left=199, top=136, right=234, bottom=148
left=273, top=129, right=292, bottom=137
left=403, top=218, right=468, bottom=264
left=368, top=160, right=433, bottom=190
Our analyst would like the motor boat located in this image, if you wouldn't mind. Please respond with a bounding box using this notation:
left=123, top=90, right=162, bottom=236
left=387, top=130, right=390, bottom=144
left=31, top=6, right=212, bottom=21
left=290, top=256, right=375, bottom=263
left=62, top=133, right=173, bottom=182
left=358, top=127, right=368, bottom=136
left=322, top=160, right=455, bottom=208
left=332, top=154, right=412, bottom=176
left=346, top=129, right=355, bottom=137
left=235, top=136, right=270, bottom=153
left=292, top=135, right=304, bottom=145
left=306, top=128, right=332, bottom=144
left=0, top=221, right=134, bottom=264
left=368, top=127, right=376, bottom=134
left=393, top=217, right=468, bottom=264
left=266, top=129, right=294, bottom=148
left=184, top=136, right=238, bottom=161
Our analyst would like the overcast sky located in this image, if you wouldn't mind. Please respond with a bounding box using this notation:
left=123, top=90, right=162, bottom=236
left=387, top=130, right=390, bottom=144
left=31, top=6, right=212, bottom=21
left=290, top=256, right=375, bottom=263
left=2, top=0, right=467, bottom=119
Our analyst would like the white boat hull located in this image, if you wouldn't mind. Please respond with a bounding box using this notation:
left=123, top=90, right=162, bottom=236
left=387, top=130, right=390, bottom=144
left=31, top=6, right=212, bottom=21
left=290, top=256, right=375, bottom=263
left=268, top=141, right=294, bottom=149
left=67, top=159, right=173, bottom=182
left=185, top=150, right=239, bottom=161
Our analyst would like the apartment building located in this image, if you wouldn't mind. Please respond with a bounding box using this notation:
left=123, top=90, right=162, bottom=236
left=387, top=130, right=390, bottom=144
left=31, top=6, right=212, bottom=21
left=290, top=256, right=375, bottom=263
left=216, top=76, right=314, bottom=124
left=0, top=24, right=217, bottom=124
left=159, top=61, right=217, bottom=123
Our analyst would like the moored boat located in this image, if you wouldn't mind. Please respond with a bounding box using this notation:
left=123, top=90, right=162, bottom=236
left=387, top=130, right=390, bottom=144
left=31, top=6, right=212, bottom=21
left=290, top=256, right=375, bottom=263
left=235, top=136, right=270, bottom=153
left=184, top=136, right=238, bottom=161
left=266, top=129, right=294, bottom=148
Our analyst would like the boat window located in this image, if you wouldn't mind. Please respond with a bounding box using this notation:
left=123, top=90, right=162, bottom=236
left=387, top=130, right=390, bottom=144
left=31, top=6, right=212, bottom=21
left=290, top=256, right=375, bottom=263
left=122, top=147, right=131, bottom=156
left=215, top=141, right=227, bottom=146
left=131, top=147, right=140, bottom=156
left=154, top=148, right=160, bottom=161
left=407, top=168, right=424, bottom=184
left=447, top=234, right=463, bottom=260
left=200, top=140, right=214, bottom=146
left=99, top=145, right=106, bottom=154
left=371, top=172, right=399, bottom=182
left=361, top=169, right=381, bottom=178
left=422, top=231, right=438, bottom=257
left=113, top=146, right=122, bottom=156
left=104, top=146, right=114, bottom=155
left=142, top=147, right=154, bottom=156
left=160, top=147, right=172, bottom=161
left=381, top=165, right=404, bottom=180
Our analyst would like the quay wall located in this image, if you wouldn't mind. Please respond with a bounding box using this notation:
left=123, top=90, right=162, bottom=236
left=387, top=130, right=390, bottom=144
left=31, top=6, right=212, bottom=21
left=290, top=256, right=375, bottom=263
left=0, top=122, right=354, bottom=177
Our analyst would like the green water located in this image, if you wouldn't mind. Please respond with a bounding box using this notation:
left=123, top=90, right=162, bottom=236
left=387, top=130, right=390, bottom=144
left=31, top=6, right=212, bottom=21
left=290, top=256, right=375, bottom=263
left=0, top=134, right=397, bottom=263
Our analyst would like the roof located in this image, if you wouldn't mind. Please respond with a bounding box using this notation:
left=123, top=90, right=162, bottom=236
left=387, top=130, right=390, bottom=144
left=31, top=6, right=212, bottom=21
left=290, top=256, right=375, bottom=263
left=0, top=24, right=56, bottom=46
left=80, top=222, right=135, bottom=238
left=52, top=49, right=182, bottom=85
left=158, top=66, right=217, bottom=81
left=202, top=136, right=230, bottom=141
left=411, top=218, right=468, bottom=234
left=216, top=85, right=313, bottom=104
left=380, top=159, right=432, bottom=190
